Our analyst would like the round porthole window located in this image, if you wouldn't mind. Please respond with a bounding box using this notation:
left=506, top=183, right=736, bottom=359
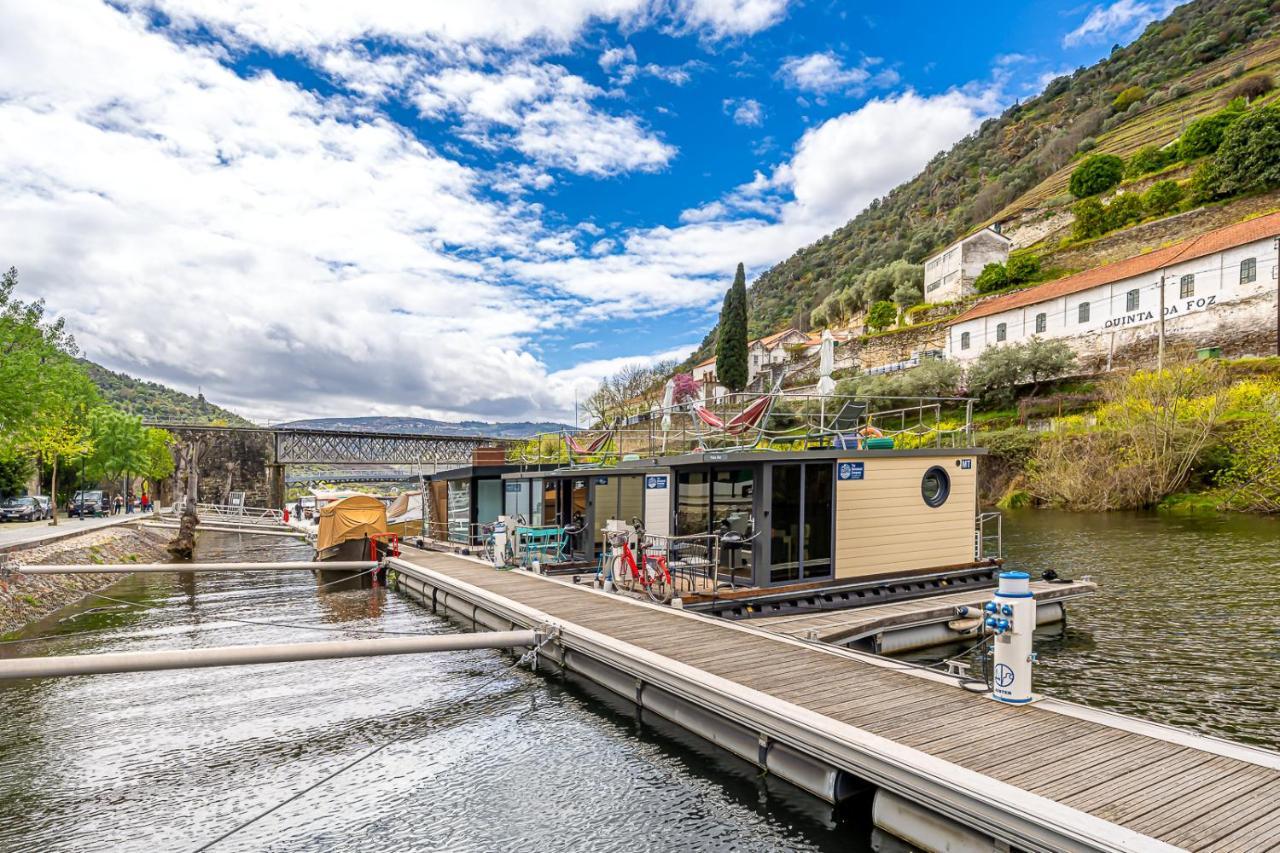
left=921, top=466, right=950, bottom=508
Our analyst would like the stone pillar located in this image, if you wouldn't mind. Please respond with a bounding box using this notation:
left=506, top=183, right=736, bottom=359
left=267, top=464, right=286, bottom=509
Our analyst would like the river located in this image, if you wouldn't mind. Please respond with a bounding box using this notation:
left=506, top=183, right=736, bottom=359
left=0, top=512, right=1275, bottom=851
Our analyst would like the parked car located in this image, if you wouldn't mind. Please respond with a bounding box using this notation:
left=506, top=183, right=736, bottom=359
left=0, top=496, right=44, bottom=522
left=67, top=490, right=109, bottom=517
left=32, top=495, right=52, bottom=519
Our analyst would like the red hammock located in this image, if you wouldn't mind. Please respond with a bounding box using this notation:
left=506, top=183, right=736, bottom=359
left=693, top=394, right=773, bottom=436
left=564, top=431, right=611, bottom=455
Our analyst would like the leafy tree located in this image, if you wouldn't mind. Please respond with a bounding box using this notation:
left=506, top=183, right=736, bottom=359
left=715, top=264, right=749, bottom=392
left=1228, top=73, right=1274, bottom=104
left=1188, top=159, right=1224, bottom=203
left=966, top=338, right=1077, bottom=408
left=865, top=300, right=897, bottom=332
left=22, top=380, right=97, bottom=524
left=1072, top=197, right=1108, bottom=240
left=1213, top=104, right=1280, bottom=196
left=0, top=451, right=32, bottom=498
left=0, top=267, right=79, bottom=434
left=892, top=276, right=923, bottom=310
left=1021, top=339, right=1078, bottom=392
left=840, top=359, right=963, bottom=402
left=1141, top=179, right=1184, bottom=215
left=1125, top=143, right=1177, bottom=178
left=1069, top=154, right=1125, bottom=198
left=974, top=262, right=1009, bottom=293
left=1006, top=253, right=1040, bottom=283
left=1180, top=103, right=1244, bottom=158
left=87, top=408, right=150, bottom=506
left=1111, top=86, right=1146, bottom=112
left=1105, top=192, right=1146, bottom=231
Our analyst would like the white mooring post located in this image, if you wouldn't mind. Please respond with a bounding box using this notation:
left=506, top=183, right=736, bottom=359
left=984, top=570, right=1036, bottom=704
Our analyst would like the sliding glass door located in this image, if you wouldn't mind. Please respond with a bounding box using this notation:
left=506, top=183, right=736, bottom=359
left=768, top=462, right=833, bottom=584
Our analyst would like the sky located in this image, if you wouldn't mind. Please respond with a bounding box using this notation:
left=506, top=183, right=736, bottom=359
left=0, top=0, right=1179, bottom=424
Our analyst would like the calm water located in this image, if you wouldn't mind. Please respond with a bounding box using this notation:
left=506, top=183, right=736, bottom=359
left=0, top=512, right=1276, bottom=851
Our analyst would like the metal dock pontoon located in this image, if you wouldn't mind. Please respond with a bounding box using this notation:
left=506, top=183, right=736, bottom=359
left=389, top=545, right=1280, bottom=853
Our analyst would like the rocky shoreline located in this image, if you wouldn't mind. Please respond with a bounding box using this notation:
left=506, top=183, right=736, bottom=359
left=0, top=526, right=170, bottom=636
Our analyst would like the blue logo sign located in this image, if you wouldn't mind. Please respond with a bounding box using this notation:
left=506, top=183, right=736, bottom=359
left=505, top=482, right=521, bottom=493
left=960, top=459, right=973, bottom=470
left=594, top=476, right=608, bottom=485
left=645, top=475, right=669, bottom=490
left=837, top=462, right=865, bottom=481
left=995, top=664, right=1015, bottom=688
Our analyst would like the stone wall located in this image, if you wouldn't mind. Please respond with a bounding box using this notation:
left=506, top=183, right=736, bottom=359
left=853, top=323, right=948, bottom=370
left=170, top=429, right=276, bottom=507
left=1070, top=289, right=1279, bottom=372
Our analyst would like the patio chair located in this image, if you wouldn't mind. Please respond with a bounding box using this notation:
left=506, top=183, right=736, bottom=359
left=803, top=400, right=868, bottom=449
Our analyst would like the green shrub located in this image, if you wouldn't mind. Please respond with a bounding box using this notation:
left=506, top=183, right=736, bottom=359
left=1229, top=73, right=1275, bottom=103
left=1188, top=160, right=1223, bottom=203
left=866, top=300, right=897, bottom=332
left=1141, top=180, right=1184, bottom=215
left=1006, top=253, right=1040, bottom=283
left=1213, top=104, right=1280, bottom=196
left=1076, top=137, right=1097, bottom=153
left=974, top=262, right=1009, bottom=293
left=1111, top=85, right=1146, bottom=112
left=966, top=339, right=1077, bottom=408
left=1069, top=154, right=1125, bottom=198
left=1104, top=192, right=1145, bottom=231
left=1125, top=143, right=1177, bottom=178
left=1071, top=197, right=1107, bottom=240
left=1180, top=104, right=1244, bottom=158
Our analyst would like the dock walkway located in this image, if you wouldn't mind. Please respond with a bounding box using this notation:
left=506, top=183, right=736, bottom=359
left=752, top=579, right=1095, bottom=648
left=389, top=547, right=1279, bottom=852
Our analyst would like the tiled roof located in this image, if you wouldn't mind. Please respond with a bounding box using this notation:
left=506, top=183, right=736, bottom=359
left=950, top=211, right=1280, bottom=325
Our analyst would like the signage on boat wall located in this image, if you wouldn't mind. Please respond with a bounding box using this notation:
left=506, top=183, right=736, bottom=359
left=837, top=462, right=864, bottom=481
left=505, top=482, right=521, bottom=492
left=645, top=475, right=669, bottom=489
left=595, top=476, right=609, bottom=485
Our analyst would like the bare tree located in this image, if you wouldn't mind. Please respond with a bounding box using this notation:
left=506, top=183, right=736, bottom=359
left=582, top=360, right=678, bottom=427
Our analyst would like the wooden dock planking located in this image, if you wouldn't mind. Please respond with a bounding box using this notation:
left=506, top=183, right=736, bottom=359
left=392, top=548, right=1280, bottom=851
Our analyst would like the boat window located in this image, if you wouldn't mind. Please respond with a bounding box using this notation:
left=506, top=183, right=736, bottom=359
left=446, top=480, right=470, bottom=543
left=675, top=471, right=709, bottom=537
left=921, top=466, right=951, bottom=509
left=504, top=480, right=528, bottom=521
left=769, top=464, right=801, bottom=583
left=714, top=468, right=754, bottom=585
left=476, top=479, right=502, bottom=529
left=530, top=479, right=544, bottom=526
left=801, top=463, right=833, bottom=579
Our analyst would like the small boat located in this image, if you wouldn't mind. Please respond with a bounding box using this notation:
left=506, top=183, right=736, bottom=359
left=315, top=494, right=388, bottom=563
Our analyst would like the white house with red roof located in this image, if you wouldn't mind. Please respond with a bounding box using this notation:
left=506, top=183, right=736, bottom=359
left=946, top=212, right=1280, bottom=367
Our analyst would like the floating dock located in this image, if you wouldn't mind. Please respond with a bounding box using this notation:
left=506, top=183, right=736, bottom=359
left=388, top=545, right=1280, bottom=852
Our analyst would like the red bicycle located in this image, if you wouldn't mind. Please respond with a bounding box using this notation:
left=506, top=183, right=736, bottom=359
left=604, top=520, right=673, bottom=604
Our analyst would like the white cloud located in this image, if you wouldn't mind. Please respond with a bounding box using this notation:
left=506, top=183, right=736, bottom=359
left=672, top=0, right=791, bottom=36
left=1063, top=0, right=1178, bottom=47
left=599, top=44, right=637, bottom=71
left=412, top=63, right=675, bottom=176
left=777, top=50, right=897, bottom=95
left=724, top=97, right=764, bottom=126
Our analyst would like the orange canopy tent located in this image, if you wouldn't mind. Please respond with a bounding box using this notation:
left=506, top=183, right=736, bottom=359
left=316, top=495, right=388, bottom=553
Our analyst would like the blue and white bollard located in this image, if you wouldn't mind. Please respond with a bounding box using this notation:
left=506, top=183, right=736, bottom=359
left=988, top=570, right=1036, bottom=704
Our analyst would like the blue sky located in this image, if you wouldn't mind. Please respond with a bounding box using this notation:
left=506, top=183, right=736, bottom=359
left=0, top=0, right=1176, bottom=422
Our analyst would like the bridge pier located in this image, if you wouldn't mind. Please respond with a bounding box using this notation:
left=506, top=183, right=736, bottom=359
left=268, top=463, right=286, bottom=509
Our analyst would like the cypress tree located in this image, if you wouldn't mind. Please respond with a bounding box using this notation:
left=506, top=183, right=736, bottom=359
left=716, top=263, right=749, bottom=392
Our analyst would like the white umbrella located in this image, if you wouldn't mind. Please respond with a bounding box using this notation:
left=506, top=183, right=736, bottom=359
left=817, top=330, right=836, bottom=395
left=659, top=378, right=675, bottom=431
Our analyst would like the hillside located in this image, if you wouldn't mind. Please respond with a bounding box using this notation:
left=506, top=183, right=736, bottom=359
left=278, top=415, right=571, bottom=438
left=691, top=0, right=1280, bottom=361
left=82, top=360, right=254, bottom=426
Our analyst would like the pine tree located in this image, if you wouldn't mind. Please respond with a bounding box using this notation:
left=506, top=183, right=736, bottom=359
left=716, top=263, right=749, bottom=392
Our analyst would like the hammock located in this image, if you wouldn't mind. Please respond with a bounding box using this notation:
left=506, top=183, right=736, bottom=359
left=692, top=393, right=774, bottom=436
left=564, top=431, right=611, bottom=456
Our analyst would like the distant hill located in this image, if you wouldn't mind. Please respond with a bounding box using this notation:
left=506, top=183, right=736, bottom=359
left=277, top=415, right=570, bottom=438
left=82, top=360, right=254, bottom=426
left=687, top=0, right=1280, bottom=363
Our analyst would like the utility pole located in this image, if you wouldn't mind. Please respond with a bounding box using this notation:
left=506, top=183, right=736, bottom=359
left=1157, top=273, right=1166, bottom=371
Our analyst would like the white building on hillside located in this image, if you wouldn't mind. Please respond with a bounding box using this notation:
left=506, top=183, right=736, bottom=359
left=946, top=212, right=1280, bottom=368
left=689, top=328, right=812, bottom=400
left=923, top=226, right=1012, bottom=302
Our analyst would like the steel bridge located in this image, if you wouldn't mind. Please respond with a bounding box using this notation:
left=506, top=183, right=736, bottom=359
left=145, top=423, right=508, bottom=466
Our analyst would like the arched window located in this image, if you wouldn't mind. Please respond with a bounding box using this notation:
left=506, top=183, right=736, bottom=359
left=1078, top=302, right=1090, bottom=323
left=1035, top=312, right=1047, bottom=334
left=1126, top=289, right=1140, bottom=311
left=996, top=322, right=1007, bottom=342
left=1241, top=258, right=1257, bottom=284
left=1179, top=274, right=1195, bottom=298
left=960, top=331, right=970, bottom=350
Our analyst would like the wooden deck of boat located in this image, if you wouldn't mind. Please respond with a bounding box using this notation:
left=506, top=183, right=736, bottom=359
left=751, top=579, right=1096, bottom=644
left=392, top=547, right=1280, bottom=852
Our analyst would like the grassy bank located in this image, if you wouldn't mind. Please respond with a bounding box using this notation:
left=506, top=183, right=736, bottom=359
left=978, top=357, right=1280, bottom=514
left=0, top=526, right=169, bottom=636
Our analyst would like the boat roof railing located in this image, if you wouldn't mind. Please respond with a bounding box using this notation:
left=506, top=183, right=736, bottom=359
left=510, top=390, right=976, bottom=468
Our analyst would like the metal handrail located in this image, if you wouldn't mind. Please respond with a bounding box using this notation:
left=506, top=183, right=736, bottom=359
left=194, top=503, right=285, bottom=525
left=510, top=390, right=978, bottom=466
left=976, top=511, right=1003, bottom=560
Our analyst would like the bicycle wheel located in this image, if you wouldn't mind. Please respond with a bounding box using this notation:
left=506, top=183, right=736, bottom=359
left=645, top=564, right=672, bottom=604
left=482, top=536, right=495, bottom=564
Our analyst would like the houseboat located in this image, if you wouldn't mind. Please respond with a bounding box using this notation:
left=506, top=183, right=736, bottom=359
left=315, top=494, right=388, bottom=563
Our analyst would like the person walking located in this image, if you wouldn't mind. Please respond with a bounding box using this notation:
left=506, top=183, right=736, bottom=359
left=113, top=494, right=123, bottom=515
left=141, top=492, right=150, bottom=513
